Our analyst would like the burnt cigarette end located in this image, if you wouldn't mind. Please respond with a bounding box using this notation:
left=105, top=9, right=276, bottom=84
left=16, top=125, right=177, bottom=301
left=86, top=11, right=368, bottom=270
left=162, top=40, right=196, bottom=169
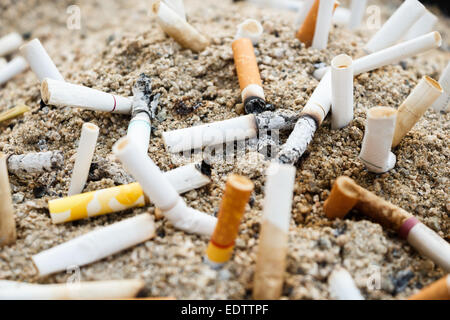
left=244, top=96, right=274, bottom=114
left=196, top=160, right=212, bottom=177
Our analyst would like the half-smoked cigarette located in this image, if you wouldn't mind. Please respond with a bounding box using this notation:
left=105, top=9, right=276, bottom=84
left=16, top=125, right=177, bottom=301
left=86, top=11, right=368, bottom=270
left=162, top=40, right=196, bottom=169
left=331, top=54, right=353, bottom=129
left=359, top=107, right=397, bottom=173
left=32, top=213, right=155, bottom=277
left=392, top=76, right=442, bottom=147
left=328, top=268, right=364, bottom=300
left=348, top=0, right=368, bottom=30
left=0, top=279, right=145, bottom=300
left=68, top=123, right=99, bottom=196
left=0, top=56, right=28, bottom=86
left=20, top=38, right=64, bottom=82
left=113, top=137, right=216, bottom=236
left=7, top=151, right=64, bottom=175
left=0, top=153, right=16, bottom=246
left=49, top=163, right=211, bottom=224
left=41, top=78, right=132, bottom=114
left=253, top=163, right=295, bottom=300
left=408, top=275, right=450, bottom=300
left=205, top=174, right=253, bottom=268
left=0, top=32, right=23, bottom=57
left=404, top=11, right=438, bottom=41
left=311, top=0, right=335, bottom=50
left=431, top=62, right=450, bottom=113
left=364, top=0, right=426, bottom=53
left=324, top=176, right=450, bottom=272
left=152, top=0, right=209, bottom=52
left=0, top=104, right=30, bottom=124
left=163, top=0, right=186, bottom=21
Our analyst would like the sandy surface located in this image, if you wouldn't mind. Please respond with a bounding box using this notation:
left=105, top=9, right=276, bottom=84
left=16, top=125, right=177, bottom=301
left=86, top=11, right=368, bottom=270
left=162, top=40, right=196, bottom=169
left=0, top=0, right=449, bottom=299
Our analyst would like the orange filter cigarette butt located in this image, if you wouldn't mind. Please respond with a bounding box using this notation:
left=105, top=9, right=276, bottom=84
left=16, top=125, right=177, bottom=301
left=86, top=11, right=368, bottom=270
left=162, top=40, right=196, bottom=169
left=408, top=275, right=450, bottom=300
left=323, top=176, right=359, bottom=219
left=206, top=174, right=254, bottom=268
left=296, top=0, right=339, bottom=48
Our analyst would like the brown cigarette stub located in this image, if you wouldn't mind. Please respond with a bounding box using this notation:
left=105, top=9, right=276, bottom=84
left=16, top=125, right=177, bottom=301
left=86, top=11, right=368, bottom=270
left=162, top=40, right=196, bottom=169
left=0, top=153, right=16, bottom=246
left=206, top=174, right=254, bottom=267
left=408, top=275, right=450, bottom=300
left=296, top=0, right=339, bottom=48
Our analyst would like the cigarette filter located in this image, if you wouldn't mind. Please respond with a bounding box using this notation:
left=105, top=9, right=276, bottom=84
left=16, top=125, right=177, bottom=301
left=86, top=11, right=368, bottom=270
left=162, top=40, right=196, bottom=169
left=41, top=78, right=132, bottom=114
left=331, top=54, right=354, bottom=129
left=0, top=104, right=30, bottom=123
left=206, top=174, right=254, bottom=268
left=0, top=153, right=16, bottom=246
left=0, top=32, right=23, bottom=57
left=152, top=0, right=209, bottom=52
left=127, top=112, right=151, bottom=155
left=68, top=123, right=99, bottom=196
left=0, top=56, right=28, bottom=86
left=311, top=0, right=335, bottom=50
left=328, top=268, right=364, bottom=300
left=32, top=213, right=155, bottom=277
left=162, top=0, right=186, bottom=21
left=7, top=150, right=64, bottom=175
left=348, top=0, right=368, bottom=30
left=294, top=0, right=315, bottom=29
left=404, top=11, right=438, bottom=41
left=359, top=107, right=397, bottom=173
left=162, top=114, right=258, bottom=153
left=432, top=62, right=450, bottom=113
left=408, top=275, right=450, bottom=300
left=235, top=19, right=264, bottom=46
left=20, top=38, right=64, bottom=82
left=253, top=163, right=295, bottom=300
left=392, top=76, right=442, bottom=147
left=49, top=163, right=211, bottom=224
left=324, top=177, right=450, bottom=272
left=113, top=137, right=217, bottom=236
left=0, top=279, right=145, bottom=300
left=364, top=0, right=426, bottom=53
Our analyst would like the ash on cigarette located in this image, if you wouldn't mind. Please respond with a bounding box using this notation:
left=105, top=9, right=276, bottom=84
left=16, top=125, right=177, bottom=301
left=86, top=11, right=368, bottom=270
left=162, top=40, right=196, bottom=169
left=0, top=0, right=448, bottom=300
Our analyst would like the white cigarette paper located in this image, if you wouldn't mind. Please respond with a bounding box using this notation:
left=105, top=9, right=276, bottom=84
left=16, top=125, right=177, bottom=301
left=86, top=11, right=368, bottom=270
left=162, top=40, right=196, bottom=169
left=312, top=0, right=335, bottom=50
left=348, top=0, right=368, bottom=30
left=359, top=107, right=397, bottom=173
left=0, top=56, right=28, bottom=86
left=235, top=19, right=264, bottom=45
left=431, top=62, right=450, bottom=113
left=393, top=76, right=442, bottom=147
left=20, top=38, right=64, bottom=82
left=163, top=0, right=186, bottom=21
left=331, top=54, right=354, bottom=129
left=253, top=163, right=295, bottom=300
left=403, top=11, right=438, bottom=41
left=0, top=32, right=23, bottom=57
left=295, top=0, right=315, bottom=29
left=41, top=78, right=132, bottom=114
left=328, top=268, right=364, bottom=300
left=7, top=151, right=64, bottom=175
left=32, top=213, right=155, bottom=277
left=127, top=112, right=151, bottom=154
left=68, top=123, right=99, bottom=196
left=364, top=0, right=426, bottom=53
left=152, top=0, right=209, bottom=52
left=162, top=114, right=258, bottom=153
left=113, top=137, right=216, bottom=236
left=164, top=163, right=210, bottom=194
left=332, top=7, right=350, bottom=26
left=0, top=279, right=145, bottom=300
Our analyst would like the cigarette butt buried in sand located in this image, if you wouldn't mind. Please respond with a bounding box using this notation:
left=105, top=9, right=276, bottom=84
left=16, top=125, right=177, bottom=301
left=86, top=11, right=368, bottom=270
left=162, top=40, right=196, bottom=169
left=328, top=268, right=364, bottom=300
left=0, top=32, right=23, bottom=57
left=253, top=163, right=295, bottom=300
left=331, top=54, right=353, bottom=130
left=295, top=0, right=339, bottom=48
left=0, top=279, right=145, bottom=300
left=0, top=104, right=30, bottom=123
left=152, top=0, right=209, bottom=52
left=41, top=78, right=132, bottom=114
left=408, top=275, right=450, bottom=300
left=0, top=153, right=16, bottom=246
left=392, top=76, right=442, bottom=148
left=206, top=174, right=254, bottom=268
left=0, top=56, right=28, bottom=86
left=49, top=163, right=211, bottom=224
left=324, top=177, right=450, bottom=272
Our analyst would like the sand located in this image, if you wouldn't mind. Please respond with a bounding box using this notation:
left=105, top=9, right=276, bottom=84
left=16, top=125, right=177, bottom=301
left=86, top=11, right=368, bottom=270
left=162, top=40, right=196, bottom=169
left=0, top=0, right=449, bottom=299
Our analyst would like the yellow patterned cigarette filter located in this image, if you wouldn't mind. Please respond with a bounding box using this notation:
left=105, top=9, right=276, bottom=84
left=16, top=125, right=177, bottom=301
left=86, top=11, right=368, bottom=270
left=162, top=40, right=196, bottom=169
left=49, top=182, right=146, bottom=224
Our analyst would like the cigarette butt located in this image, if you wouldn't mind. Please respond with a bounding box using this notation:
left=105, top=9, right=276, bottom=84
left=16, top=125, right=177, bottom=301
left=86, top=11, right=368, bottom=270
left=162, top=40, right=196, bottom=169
left=323, top=176, right=359, bottom=220
left=0, top=153, right=16, bottom=246
left=0, top=32, right=23, bottom=57
left=328, top=268, right=364, bottom=300
left=0, top=56, right=28, bottom=86
left=206, top=174, right=254, bottom=267
left=408, top=275, right=450, bottom=300
left=235, top=19, right=264, bottom=45
left=0, top=104, right=30, bottom=123
left=331, top=54, right=354, bottom=129
left=7, top=151, right=64, bottom=175
left=311, top=0, right=336, bottom=50
left=295, top=0, right=338, bottom=48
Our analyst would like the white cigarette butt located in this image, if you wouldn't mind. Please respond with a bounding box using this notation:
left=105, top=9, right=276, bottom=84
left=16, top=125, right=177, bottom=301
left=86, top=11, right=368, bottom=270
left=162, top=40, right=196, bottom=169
left=0, top=56, right=28, bottom=86
left=328, top=268, right=364, bottom=300
left=0, top=32, right=23, bottom=57
left=312, top=0, right=335, bottom=50
left=331, top=54, right=354, bottom=129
